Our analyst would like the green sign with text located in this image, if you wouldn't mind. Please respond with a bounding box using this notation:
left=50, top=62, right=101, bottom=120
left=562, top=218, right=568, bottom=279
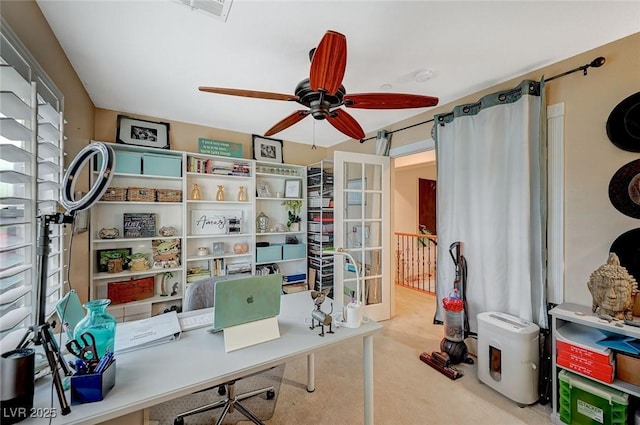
left=198, top=138, right=243, bottom=158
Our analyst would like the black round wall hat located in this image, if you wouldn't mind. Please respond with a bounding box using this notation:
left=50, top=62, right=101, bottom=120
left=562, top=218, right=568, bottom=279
left=606, top=91, right=640, bottom=152
left=608, top=158, right=640, bottom=219
left=610, top=228, right=640, bottom=283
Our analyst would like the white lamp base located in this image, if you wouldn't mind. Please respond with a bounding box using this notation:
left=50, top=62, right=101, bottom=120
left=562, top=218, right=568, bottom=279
left=342, top=302, right=363, bottom=328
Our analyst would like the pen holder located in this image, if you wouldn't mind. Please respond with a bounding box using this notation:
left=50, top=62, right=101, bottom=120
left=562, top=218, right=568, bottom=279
left=70, top=359, right=116, bottom=405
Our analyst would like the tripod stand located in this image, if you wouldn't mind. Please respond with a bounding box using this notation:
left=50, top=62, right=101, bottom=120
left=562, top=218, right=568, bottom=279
left=17, top=213, right=76, bottom=416
left=13, top=141, right=116, bottom=416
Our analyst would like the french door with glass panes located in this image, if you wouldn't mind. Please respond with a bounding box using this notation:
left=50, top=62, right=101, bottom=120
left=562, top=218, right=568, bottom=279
left=334, top=151, right=390, bottom=321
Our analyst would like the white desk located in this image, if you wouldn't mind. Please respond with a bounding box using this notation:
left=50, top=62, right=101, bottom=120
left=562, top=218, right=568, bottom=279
left=26, top=292, right=382, bottom=425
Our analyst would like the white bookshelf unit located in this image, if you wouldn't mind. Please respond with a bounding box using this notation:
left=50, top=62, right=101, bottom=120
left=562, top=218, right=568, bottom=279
left=549, top=303, right=640, bottom=424
left=254, top=161, right=308, bottom=294
left=89, top=144, right=308, bottom=320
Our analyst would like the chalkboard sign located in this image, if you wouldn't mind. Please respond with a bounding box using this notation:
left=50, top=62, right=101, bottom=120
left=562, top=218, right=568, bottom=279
left=123, top=213, right=157, bottom=238
left=198, top=138, right=243, bottom=158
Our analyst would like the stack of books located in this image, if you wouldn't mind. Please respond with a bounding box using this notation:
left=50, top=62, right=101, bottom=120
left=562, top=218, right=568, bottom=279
left=186, top=268, right=211, bottom=283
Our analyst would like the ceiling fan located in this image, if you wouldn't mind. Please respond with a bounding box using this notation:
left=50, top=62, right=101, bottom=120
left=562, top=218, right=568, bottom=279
left=199, top=30, right=439, bottom=140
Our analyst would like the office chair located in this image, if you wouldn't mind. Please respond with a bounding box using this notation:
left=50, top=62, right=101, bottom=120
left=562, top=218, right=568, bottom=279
left=174, top=275, right=276, bottom=425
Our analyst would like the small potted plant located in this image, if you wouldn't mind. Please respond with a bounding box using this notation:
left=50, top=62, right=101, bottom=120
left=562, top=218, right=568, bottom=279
left=282, top=200, right=302, bottom=231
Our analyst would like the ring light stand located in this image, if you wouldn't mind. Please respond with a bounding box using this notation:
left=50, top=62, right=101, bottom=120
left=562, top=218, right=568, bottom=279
left=17, top=142, right=114, bottom=415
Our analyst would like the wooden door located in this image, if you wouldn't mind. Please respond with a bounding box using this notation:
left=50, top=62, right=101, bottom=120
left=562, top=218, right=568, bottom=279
left=419, top=178, right=436, bottom=234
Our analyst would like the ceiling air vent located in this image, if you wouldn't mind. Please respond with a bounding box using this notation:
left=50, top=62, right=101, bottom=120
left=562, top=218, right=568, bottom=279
left=176, top=0, right=233, bottom=22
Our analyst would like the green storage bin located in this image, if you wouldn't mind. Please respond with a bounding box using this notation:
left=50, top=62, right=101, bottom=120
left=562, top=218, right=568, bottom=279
left=96, top=151, right=142, bottom=174
left=281, top=243, right=306, bottom=260
left=256, top=245, right=282, bottom=263
left=558, top=370, right=628, bottom=425
left=142, top=153, right=182, bottom=177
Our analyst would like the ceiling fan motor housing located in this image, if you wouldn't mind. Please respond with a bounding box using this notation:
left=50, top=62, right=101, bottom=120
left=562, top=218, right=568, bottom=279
left=295, top=78, right=345, bottom=120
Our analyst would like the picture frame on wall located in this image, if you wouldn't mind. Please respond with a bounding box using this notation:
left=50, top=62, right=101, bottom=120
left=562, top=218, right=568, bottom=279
left=252, top=135, right=283, bottom=163
left=116, top=115, right=170, bottom=149
left=284, top=179, right=302, bottom=198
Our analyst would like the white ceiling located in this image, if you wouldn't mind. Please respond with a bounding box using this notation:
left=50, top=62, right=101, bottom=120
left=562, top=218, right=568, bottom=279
left=36, top=1, right=640, bottom=148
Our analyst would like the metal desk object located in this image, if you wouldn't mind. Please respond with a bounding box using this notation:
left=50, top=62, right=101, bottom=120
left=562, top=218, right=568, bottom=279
left=27, top=291, right=382, bottom=425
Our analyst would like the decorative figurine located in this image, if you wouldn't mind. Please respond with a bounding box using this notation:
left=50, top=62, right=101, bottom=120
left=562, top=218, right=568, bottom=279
left=170, top=282, right=179, bottom=297
left=107, top=257, right=123, bottom=274
left=216, top=185, right=225, bottom=201
left=160, top=271, right=174, bottom=297
left=128, top=253, right=150, bottom=271
left=237, top=185, right=248, bottom=201
left=191, top=183, right=201, bottom=200
left=256, top=211, right=269, bottom=233
left=309, top=288, right=334, bottom=337
left=158, top=226, right=177, bottom=237
left=587, top=252, right=638, bottom=320
left=99, top=227, right=119, bottom=239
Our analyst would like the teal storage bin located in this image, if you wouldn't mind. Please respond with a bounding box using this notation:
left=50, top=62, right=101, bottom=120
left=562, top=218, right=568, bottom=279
left=143, top=153, right=182, bottom=177
left=282, top=243, right=306, bottom=260
left=96, top=151, right=142, bottom=174
left=256, top=245, right=282, bottom=263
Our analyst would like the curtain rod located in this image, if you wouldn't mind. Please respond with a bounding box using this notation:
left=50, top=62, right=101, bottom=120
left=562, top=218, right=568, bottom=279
left=359, top=56, right=606, bottom=143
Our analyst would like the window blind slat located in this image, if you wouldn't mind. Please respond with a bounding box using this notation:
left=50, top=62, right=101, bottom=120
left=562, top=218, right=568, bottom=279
left=0, top=285, right=30, bottom=306
left=0, top=305, right=30, bottom=331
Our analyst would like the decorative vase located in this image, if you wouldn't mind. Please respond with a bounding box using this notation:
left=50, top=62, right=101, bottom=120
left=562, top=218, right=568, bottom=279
left=191, top=183, right=201, bottom=200
left=216, top=185, right=225, bottom=201
left=237, top=185, right=247, bottom=202
left=74, top=299, right=117, bottom=358
left=290, top=222, right=300, bottom=232
left=233, top=242, right=249, bottom=254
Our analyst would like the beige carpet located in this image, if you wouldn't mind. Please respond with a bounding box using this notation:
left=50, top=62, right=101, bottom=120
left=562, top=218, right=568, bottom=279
left=246, top=285, right=553, bottom=425
left=148, top=365, right=284, bottom=424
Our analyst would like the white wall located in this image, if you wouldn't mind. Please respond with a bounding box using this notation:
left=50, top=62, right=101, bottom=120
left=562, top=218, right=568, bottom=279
left=393, top=162, right=437, bottom=234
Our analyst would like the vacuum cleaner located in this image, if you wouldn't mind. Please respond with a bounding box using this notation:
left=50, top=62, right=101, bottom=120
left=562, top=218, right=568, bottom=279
left=421, top=241, right=474, bottom=379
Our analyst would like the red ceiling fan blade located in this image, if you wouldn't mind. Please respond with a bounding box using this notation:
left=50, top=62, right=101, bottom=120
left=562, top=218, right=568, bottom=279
left=309, top=30, right=347, bottom=95
left=344, top=93, right=439, bottom=109
left=199, top=86, right=299, bottom=102
left=264, top=110, right=310, bottom=137
left=327, top=109, right=365, bottom=140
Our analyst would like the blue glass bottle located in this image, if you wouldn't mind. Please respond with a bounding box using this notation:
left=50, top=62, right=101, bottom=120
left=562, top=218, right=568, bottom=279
left=74, top=299, right=116, bottom=358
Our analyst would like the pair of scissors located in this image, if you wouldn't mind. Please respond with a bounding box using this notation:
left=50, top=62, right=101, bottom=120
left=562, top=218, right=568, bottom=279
left=66, top=332, right=99, bottom=364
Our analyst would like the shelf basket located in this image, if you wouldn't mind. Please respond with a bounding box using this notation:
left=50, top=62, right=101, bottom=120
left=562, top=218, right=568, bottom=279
left=100, top=187, right=127, bottom=201
left=127, top=187, right=156, bottom=202
left=156, top=189, right=183, bottom=202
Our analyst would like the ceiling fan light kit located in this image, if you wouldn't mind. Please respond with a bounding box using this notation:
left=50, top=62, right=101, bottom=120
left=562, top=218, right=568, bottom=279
left=199, top=30, right=439, bottom=140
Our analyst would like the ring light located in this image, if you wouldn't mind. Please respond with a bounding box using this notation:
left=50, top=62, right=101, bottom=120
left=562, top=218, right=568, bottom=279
left=61, top=142, right=115, bottom=213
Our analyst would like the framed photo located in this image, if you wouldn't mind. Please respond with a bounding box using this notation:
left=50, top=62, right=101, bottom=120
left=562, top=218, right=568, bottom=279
left=97, top=248, right=132, bottom=273
left=284, top=179, right=302, bottom=198
left=252, top=135, right=283, bottom=163
left=116, top=115, right=170, bottom=149
left=256, top=180, right=272, bottom=198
